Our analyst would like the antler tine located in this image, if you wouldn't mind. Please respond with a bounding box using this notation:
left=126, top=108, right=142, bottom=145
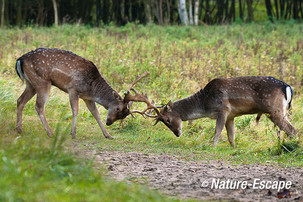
left=124, top=71, right=150, bottom=103
left=128, top=71, right=150, bottom=92
left=129, top=95, right=161, bottom=118
left=123, top=71, right=161, bottom=119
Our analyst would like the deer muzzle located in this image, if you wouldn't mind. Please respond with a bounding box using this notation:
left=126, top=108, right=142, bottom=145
left=106, top=119, right=113, bottom=126
left=174, top=128, right=182, bottom=137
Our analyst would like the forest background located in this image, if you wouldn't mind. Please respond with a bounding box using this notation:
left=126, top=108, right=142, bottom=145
left=1, top=0, right=303, bottom=27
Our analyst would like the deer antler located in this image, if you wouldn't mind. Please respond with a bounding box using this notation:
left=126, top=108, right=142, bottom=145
left=123, top=71, right=161, bottom=118
left=128, top=71, right=150, bottom=91
left=129, top=93, right=161, bottom=118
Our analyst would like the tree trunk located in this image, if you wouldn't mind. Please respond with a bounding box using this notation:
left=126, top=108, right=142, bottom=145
left=216, top=0, right=224, bottom=23
left=194, top=0, right=199, bottom=25
left=293, top=0, right=298, bottom=19
left=165, top=0, right=171, bottom=24
left=17, top=0, right=22, bottom=25
left=96, top=0, right=101, bottom=25
left=143, top=0, right=152, bottom=23
left=1, top=0, right=5, bottom=27
left=299, top=0, right=303, bottom=20
left=279, top=0, right=285, bottom=19
left=36, top=0, right=45, bottom=26
left=52, top=0, right=58, bottom=26
left=189, top=0, right=193, bottom=25
left=159, top=0, right=163, bottom=24
left=153, top=0, right=163, bottom=24
left=113, top=0, right=123, bottom=25
left=179, top=0, right=189, bottom=25
left=285, top=0, right=291, bottom=19
left=274, top=0, right=279, bottom=19
left=229, top=0, right=235, bottom=22
left=239, top=0, right=244, bottom=21
left=246, top=0, right=254, bottom=22
left=265, top=0, right=273, bottom=22
left=102, top=0, right=109, bottom=24
left=204, top=0, right=212, bottom=24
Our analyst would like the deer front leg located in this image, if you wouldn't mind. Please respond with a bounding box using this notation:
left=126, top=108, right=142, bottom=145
left=84, top=100, right=114, bottom=139
left=69, top=91, right=79, bottom=139
left=213, top=112, right=227, bottom=146
left=225, top=118, right=235, bottom=147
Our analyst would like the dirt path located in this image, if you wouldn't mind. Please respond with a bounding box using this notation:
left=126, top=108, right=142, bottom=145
left=76, top=147, right=303, bottom=201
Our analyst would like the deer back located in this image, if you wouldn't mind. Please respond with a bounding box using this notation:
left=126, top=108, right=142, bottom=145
left=201, top=76, right=292, bottom=117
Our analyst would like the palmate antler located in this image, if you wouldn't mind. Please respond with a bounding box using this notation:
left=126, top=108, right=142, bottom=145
left=123, top=71, right=161, bottom=119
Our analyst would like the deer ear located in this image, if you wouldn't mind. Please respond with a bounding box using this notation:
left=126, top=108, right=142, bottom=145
left=167, top=100, right=173, bottom=108
left=164, top=100, right=173, bottom=112
left=127, top=101, right=133, bottom=109
left=113, top=91, right=123, bottom=101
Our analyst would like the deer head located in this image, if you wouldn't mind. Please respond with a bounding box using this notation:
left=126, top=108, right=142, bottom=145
left=105, top=91, right=131, bottom=126
left=153, top=101, right=182, bottom=137
left=128, top=93, right=183, bottom=137
left=106, top=71, right=151, bottom=125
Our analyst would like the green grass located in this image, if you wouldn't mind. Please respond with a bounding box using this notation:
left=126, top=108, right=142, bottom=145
left=0, top=23, right=303, bottom=200
left=0, top=78, right=179, bottom=201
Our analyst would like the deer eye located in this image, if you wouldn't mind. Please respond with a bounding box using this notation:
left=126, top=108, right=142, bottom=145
left=116, top=107, right=120, bottom=111
left=167, top=118, right=170, bottom=123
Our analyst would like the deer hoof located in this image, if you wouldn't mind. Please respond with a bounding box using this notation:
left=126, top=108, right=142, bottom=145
left=71, top=133, right=76, bottom=139
left=47, top=132, right=53, bottom=138
left=105, top=135, right=114, bottom=140
left=17, top=127, right=23, bottom=133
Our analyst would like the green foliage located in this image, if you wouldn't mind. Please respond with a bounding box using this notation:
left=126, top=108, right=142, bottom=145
left=0, top=23, right=303, bottom=199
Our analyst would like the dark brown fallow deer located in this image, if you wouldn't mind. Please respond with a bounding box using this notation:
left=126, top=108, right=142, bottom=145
left=16, top=48, right=148, bottom=139
left=133, top=76, right=297, bottom=147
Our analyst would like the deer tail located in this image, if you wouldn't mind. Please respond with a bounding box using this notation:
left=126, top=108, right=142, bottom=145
left=15, top=59, right=25, bottom=84
left=283, top=85, right=293, bottom=109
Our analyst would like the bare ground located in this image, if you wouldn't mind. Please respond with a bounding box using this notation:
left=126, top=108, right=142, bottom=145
left=73, top=144, right=303, bottom=201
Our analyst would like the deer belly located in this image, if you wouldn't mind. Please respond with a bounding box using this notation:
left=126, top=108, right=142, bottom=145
left=229, top=99, right=264, bottom=116
left=50, top=69, right=73, bottom=92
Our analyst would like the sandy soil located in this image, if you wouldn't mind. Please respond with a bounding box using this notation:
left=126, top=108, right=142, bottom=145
left=75, top=146, right=303, bottom=201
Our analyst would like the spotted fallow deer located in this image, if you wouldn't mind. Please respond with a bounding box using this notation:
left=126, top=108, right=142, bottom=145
left=132, top=76, right=297, bottom=147
left=16, top=48, right=148, bottom=139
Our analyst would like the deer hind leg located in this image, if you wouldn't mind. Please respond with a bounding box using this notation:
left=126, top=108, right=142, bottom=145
left=68, top=90, right=79, bottom=139
left=269, top=113, right=297, bottom=138
left=84, top=100, right=114, bottom=139
left=213, top=112, right=227, bottom=146
left=225, top=118, right=235, bottom=147
left=35, top=83, right=52, bottom=137
left=17, top=82, right=36, bottom=133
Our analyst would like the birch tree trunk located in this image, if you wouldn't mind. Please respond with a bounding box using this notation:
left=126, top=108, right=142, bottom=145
left=52, top=0, right=58, bottom=26
left=179, top=0, right=189, bottom=25
left=194, top=0, right=199, bottom=25
left=1, top=0, right=4, bottom=27
left=188, top=0, right=193, bottom=25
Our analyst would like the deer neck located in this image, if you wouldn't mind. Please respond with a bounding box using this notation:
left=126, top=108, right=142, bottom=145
left=173, top=90, right=205, bottom=121
left=92, top=76, right=120, bottom=110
